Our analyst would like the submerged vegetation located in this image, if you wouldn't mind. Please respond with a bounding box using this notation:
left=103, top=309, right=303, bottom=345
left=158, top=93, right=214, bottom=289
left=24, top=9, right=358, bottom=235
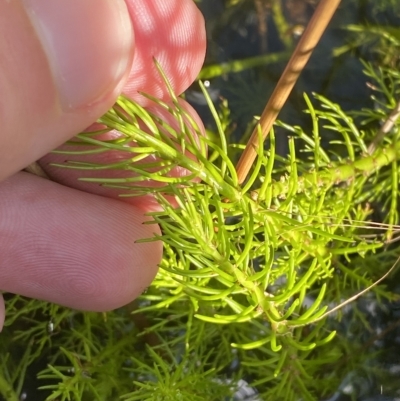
left=2, top=0, right=400, bottom=400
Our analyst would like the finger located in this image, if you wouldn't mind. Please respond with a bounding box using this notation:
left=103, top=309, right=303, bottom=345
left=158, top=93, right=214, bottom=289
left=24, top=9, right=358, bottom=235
left=0, top=172, right=162, bottom=312
left=0, top=0, right=134, bottom=181
left=123, top=0, right=206, bottom=104
left=39, top=99, right=205, bottom=211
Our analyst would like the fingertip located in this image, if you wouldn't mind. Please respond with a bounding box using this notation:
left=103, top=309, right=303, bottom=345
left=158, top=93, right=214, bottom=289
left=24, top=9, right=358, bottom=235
left=0, top=173, right=162, bottom=312
left=123, top=0, right=206, bottom=103
left=23, top=0, right=134, bottom=111
left=0, top=0, right=134, bottom=181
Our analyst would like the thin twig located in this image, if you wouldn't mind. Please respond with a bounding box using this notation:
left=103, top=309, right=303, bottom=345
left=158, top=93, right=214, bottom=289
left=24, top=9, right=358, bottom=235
left=367, top=100, right=400, bottom=154
left=293, top=255, right=400, bottom=327
left=236, top=0, right=342, bottom=184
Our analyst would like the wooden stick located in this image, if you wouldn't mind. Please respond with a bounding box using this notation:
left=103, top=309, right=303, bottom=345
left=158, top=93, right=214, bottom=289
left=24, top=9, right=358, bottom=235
left=236, top=0, right=342, bottom=185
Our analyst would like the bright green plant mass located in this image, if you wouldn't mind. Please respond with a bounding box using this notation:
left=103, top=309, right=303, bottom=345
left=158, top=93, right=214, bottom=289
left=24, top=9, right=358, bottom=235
left=2, top=18, right=400, bottom=401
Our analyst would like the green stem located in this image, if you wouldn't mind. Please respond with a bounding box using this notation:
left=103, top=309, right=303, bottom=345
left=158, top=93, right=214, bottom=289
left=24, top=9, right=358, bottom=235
left=270, top=0, right=293, bottom=49
left=75, top=126, right=242, bottom=202
left=269, top=141, right=400, bottom=198
left=0, top=374, right=18, bottom=401
left=197, top=51, right=290, bottom=80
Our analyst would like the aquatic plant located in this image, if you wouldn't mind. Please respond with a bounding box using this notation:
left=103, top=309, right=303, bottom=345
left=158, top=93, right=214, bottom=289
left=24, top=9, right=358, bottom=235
left=2, top=1, right=400, bottom=400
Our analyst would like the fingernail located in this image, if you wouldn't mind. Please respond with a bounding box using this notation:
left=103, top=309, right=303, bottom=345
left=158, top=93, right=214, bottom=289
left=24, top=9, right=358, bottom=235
left=22, top=0, right=134, bottom=110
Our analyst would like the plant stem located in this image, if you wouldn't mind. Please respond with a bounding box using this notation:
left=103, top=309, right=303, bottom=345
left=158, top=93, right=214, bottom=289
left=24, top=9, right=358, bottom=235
left=0, top=374, right=18, bottom=401
left=268, top=141, right=400, bottom=198
left=236, top=0, right=342, bottom=184
left=368, top=99, right=400, bottom=154
left=197, top=51, right=290, bottom=80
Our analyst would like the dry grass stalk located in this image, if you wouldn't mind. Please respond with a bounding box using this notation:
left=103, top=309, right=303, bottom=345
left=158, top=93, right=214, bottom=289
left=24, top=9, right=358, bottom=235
left=236, top=0, right=342, bottom=184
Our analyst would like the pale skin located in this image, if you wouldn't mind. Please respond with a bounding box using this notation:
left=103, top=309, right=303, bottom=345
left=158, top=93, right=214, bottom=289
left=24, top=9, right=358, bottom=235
left=0, top=0, right=206, bottom=330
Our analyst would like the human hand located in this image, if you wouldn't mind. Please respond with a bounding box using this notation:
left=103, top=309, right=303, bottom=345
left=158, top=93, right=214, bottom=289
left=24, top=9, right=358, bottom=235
left=0, top=0, right=206, bottom=330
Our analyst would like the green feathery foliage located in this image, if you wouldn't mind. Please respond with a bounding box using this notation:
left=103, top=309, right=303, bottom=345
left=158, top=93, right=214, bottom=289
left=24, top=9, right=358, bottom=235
left=2, top=58, right=400, bottom=401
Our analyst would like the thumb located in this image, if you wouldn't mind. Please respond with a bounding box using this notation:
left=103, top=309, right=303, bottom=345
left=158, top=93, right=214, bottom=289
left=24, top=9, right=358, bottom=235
left=0, top=0, right=134, bottom=181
